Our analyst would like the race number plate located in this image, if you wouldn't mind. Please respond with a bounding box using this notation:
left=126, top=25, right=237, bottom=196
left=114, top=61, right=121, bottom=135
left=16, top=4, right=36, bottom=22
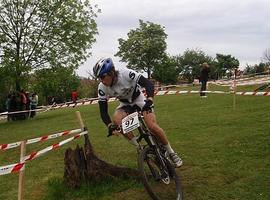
left=122, top=112, right=140, bottom=134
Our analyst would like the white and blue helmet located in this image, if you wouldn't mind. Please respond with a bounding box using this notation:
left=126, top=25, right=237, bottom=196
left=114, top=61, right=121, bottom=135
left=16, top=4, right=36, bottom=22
left=93, top=57, right=114, bottom=78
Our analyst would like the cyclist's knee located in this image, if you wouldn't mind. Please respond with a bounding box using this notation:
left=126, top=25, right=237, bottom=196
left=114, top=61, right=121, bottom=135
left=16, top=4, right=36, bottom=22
left=112, top=114, right=122, bottom=125
left=147, top=123, right=163, bottom=134
left=112, top=110, right=127, bottom=125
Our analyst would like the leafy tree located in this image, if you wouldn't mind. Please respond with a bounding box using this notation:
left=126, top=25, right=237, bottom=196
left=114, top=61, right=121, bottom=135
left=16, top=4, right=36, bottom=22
left=0, top=65, right=13, bottom=111
left=243, top=63, right=268, bottom=75
left=0, top=0, right=99, bottom=91
left=152, top=55, right=179, bottom=84
left=33, top=67, right=80, bottom=104
left=177, top=49, right=213, bottom=83
left=243, top=64, right=253, bottom=75
left=77, top=78, right=98, bottom=98
left=254, top=63, right=267, bottom=74
left=115, top=19, right=167, bottom=79
left=215, top=54, right=239, bottom=79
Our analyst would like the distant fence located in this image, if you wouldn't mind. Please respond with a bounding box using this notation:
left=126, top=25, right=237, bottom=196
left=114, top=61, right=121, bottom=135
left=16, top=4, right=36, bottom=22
left=1, top=87, right=269, bottom=122
left=154, top=90, right=270, bottom=96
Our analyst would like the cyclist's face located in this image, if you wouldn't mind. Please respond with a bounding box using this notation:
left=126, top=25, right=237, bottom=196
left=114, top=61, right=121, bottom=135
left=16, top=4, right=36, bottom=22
left=100, top=74, right=112, bottom=86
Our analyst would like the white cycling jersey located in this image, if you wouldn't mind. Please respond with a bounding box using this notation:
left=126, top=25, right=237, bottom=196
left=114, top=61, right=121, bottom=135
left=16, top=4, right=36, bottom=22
left=98, top=68, right=143, bottom=103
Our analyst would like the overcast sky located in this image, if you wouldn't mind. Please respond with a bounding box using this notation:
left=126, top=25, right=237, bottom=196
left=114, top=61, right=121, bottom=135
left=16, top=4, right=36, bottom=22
left=76, top=0, right=270, bottom=77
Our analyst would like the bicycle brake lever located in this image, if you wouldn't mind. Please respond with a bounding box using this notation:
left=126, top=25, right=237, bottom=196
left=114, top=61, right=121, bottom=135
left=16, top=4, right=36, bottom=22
left=107, top=125, right=121, bottom=137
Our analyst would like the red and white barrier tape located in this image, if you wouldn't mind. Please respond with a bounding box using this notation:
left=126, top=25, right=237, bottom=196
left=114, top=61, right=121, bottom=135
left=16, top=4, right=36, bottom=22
left=0, top=105, right=56, bottom=120
left=0, top=131, right=88, bottom=176
left=154, top=90, right=270, bottom=96
left=0, top=98, right=118, bottom=121
left=235, top=91, right=270, bottom=96
left=0, top=97, right=111, bottom=117
left=213, top=76, right=270, bottom=86
left=0, top=128, right=82, bottom=151
left=0, top=108, right=46, bottom=116
left=50, top=97, right=117, bottom=109
left=1, top=90, right=268, bottom=120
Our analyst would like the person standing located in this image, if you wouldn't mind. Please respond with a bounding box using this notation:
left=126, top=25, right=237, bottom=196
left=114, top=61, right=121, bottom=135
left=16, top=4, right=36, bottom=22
left=25, top=92, right=31, bottom=118
left=30, top=93, right=38, bottom=118
left=34, top=92, right=39, bottom=105
left=199, top=62, right=210, bottom=97
left=71, top=90, right=78, bottom=108
left=19, top=89, right=27, bottom=119
left=9, top=92, right=18, bottom=121
left=71, top=90, right=78, bottom=103
left=5, top=94, right=11, bottom=121
left=93, top=57, right=182, bottom=168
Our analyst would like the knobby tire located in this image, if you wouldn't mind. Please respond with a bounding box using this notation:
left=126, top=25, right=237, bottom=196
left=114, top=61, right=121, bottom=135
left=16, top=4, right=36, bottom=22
left=138, top=147, right=183, bottom=200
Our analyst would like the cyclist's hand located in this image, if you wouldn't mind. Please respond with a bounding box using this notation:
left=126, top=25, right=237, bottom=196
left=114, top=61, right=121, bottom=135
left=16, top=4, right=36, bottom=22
left=142, top=99, right=154, bottom=113
left=107, top=124, right=120, bottom=137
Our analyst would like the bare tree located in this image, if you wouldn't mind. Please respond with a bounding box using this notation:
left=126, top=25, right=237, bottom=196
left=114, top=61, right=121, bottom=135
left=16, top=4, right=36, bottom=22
left=262, top=48, right=270, bottom=63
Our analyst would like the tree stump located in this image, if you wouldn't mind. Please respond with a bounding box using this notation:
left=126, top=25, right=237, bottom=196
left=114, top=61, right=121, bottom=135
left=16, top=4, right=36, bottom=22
left=64, top=134, right=139, bottom=188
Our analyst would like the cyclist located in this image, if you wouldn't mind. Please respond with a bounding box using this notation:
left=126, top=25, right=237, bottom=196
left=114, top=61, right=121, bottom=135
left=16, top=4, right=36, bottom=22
left=93, top=57, right=182, bottom=168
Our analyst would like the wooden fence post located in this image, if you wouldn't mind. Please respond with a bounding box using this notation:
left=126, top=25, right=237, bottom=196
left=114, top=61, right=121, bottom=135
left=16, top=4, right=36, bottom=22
left=75, top=111, right=89, bottom=142
left=75, top=111, right=85, bottom=130
left=18, top=140, right=26, bottom=200
left=233, top=69, right=237, bottom=110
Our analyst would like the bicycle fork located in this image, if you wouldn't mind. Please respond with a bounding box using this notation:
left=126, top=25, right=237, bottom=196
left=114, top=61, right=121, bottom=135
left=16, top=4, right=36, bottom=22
left=138, top=127, right=170, bottom=183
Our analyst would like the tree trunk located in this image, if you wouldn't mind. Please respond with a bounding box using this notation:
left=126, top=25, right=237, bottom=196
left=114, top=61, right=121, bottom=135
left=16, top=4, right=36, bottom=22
left=147, top=67, right=151, bottom=80
left=64, top=134, right=139, bottom=188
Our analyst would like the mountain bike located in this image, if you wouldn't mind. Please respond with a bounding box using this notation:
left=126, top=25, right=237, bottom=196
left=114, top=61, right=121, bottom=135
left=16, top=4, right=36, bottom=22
left=108, top=108, right=183, bottom=200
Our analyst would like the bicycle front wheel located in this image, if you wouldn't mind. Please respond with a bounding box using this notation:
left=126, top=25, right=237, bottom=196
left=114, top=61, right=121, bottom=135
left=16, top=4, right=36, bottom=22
left=138, top=147, right=183, bottom=200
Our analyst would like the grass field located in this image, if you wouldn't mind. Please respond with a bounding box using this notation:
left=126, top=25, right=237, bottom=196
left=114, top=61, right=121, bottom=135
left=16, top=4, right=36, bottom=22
left=0, top=91, right=269, bottom=200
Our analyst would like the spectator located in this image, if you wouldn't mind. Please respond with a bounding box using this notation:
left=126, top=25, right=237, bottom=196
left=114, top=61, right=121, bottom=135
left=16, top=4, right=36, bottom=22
left=25, top=91, right=30, bottom=118
left=9, top=92, right=18, bottom=121
left=19, top=89, right=27, bottom=119
left=199, top=62, right=210, bottom=97
left=5, top=94, right=11, bottom=121
left=71, top=90, right=78, bottom=103
left=35, top=92, right=39, bottom=105
left=20, top=89, right=27, bottom=108
left=30, top=93, right=38, bottom=118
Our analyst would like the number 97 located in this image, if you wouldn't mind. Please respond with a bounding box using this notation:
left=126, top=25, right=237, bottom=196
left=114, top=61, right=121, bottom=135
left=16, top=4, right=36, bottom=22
left=125, top=118, right=134, bottom=127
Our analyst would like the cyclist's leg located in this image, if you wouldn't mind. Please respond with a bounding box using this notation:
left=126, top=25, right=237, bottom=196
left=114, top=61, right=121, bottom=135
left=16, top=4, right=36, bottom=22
left=111, top=109, right=127, bottom=136
left=132, top=94, right=170, bottom=145
left=143, top=112, right=168, bottom=145
left=143, top=112, right=183, bottom=167
left=112, top=106, right=139, bottom=146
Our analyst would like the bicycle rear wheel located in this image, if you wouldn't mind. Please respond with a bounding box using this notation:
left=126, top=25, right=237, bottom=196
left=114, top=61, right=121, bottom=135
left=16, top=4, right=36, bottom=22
left=138, top=147, right=183, bottom=200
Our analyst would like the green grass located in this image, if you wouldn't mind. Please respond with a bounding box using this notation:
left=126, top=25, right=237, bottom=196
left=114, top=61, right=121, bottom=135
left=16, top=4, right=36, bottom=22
left=43, top=177, right=143, bottom=200
left=0, top=93, right=270, bottom=200
left=165, top=83, right=262, bottom=92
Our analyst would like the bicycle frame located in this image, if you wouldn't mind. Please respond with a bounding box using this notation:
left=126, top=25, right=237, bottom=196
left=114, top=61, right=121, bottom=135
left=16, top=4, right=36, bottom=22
left=135, top=112, right=169, bottom=174
left=121, top=111, right=183, bottom=200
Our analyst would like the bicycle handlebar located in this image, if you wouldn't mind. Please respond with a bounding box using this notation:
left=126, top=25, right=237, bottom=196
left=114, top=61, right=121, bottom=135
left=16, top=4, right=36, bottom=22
left=107, top=125, right=121, bottom=137
left=106, top=110, right=146, bottom=138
